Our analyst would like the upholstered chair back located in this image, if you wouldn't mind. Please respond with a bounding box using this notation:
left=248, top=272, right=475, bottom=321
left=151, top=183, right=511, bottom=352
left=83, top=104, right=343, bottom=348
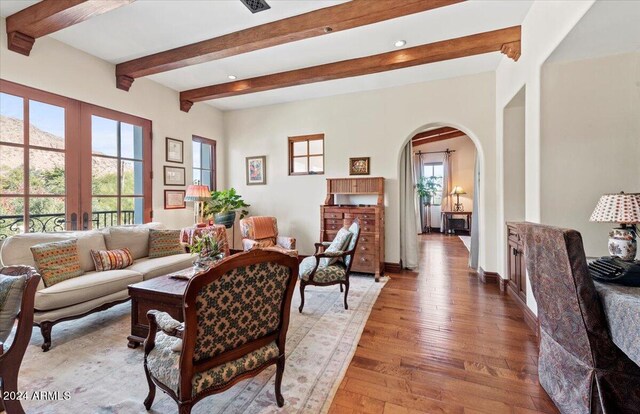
left=240, top=217, right=278, bottom=240
left=183, top=250, right=298, bottom=364
left=344, top=220, right=360, bottom=269
left=520, top=223, right=640, bottom=412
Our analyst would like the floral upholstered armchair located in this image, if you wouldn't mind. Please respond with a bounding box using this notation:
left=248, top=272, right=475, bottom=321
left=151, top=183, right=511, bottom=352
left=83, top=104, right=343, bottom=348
left=298, top=220, right=360, bottom=313
left=0, top=266, right=40, bottom=414
left=239, top=216, right=297, bottom=255
left=520, top=223, right=640, bottom=413
left=142, top=250, right=299, bottom=414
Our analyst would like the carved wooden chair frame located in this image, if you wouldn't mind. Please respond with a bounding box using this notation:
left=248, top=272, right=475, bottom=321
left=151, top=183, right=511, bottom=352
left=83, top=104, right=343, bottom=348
left=143, top=250, right=299, bottom=414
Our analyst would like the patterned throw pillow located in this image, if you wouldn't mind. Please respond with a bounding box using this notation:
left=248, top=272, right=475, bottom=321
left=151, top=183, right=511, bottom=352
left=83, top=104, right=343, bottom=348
left=0, top=275, right=27, bottom=343
left=90, top=248, right=134, bottom=272
left=31, top=239, right=83, bottom=287
left=148, top=229, right=184, bottom=258
left=321, top=228, right=352, bottom=267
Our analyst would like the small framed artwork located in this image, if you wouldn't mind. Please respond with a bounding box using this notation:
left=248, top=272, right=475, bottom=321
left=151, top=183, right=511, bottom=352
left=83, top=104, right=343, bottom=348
left=246, top=155, right=266, bottom=185
left=349, top=157, right=370, bottom=175
left=164, top=190, right=186, bottom=209
left=164, top=166, right=186, bottom=186
left=166, top=137, right=183, bottom=163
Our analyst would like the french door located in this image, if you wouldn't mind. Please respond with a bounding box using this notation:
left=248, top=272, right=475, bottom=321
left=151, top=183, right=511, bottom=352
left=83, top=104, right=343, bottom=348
left=0, top=80, right=152, bottom=240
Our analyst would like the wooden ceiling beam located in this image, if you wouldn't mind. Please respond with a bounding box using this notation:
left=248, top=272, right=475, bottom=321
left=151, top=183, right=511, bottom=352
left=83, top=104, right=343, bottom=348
left=412, top=127, right=458, bottom=140
left=115, top=0, right=463, bottom=91
left=6, top=0, right=133, bottom=56
left=179, top=26, right=521, bottom=111
left=412, top=130, right=466, bottom=147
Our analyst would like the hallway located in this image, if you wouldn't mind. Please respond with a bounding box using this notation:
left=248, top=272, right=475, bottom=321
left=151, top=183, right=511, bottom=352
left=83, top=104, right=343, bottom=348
left=330, top=234, right=557, bottom=413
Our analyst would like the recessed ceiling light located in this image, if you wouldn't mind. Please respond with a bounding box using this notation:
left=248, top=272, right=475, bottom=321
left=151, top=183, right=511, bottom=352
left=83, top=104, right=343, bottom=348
left=394, top=40, right=406, bottom=48
left=228, top=75, right=237, bottom=80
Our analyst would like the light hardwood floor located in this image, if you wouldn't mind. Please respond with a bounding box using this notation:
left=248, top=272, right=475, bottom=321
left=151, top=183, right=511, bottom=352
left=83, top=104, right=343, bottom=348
left=329, top=234, right=558, bottom=414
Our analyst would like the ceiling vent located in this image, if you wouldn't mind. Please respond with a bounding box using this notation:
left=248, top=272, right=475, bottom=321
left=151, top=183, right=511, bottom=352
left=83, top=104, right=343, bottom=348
left=240, top=0, right=271, bottom=13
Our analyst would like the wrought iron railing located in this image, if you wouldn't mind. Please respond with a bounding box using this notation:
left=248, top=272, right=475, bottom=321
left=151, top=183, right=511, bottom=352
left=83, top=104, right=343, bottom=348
left=0, top=211, right=135, bottom=240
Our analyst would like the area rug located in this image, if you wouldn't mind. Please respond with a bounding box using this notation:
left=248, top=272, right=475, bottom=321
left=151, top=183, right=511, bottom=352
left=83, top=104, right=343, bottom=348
left=459, top=235, right=471, bottom=251
left=15, top=275, right=384, bottom=414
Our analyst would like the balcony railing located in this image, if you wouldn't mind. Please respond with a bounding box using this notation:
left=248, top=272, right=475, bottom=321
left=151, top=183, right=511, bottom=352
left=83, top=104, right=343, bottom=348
left=0, top=211, right=135, bottom=240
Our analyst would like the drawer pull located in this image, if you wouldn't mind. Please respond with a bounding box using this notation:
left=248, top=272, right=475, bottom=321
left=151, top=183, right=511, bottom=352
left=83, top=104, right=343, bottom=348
left=361, top=246, right=368, bottom=251
left=361, top=258, right=367, bottom=262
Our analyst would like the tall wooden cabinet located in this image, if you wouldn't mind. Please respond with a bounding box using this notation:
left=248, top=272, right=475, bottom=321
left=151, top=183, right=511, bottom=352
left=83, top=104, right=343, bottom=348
left=506, top=223, right=526, bottom=303
left=321, top=177, right=385, bottom=281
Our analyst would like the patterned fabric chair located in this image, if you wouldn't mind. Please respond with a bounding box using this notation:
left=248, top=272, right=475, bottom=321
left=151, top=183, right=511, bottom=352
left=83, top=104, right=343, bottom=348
left=143, top=250, right=299, bottom=414
left=298, top=220, right=360, bottom=313
left=0, top=266, right=40, bottom=414
left=520, top=223, right=640, bottom=413
left=239, top=216, right=296, bottom=255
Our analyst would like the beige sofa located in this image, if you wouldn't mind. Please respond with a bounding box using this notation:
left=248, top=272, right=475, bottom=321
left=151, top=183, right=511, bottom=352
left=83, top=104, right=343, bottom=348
left=0, top=223, right=195, bottom=351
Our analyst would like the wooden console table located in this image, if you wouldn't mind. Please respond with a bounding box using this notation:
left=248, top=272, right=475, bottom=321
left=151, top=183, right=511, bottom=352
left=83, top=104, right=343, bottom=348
left=442, top=211, right=472, bottom=234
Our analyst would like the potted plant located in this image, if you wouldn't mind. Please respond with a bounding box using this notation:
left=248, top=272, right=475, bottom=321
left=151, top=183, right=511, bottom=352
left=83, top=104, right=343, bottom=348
left=204, top=188, right=250, bottom=228
left=190, top=233, right=224, bottom=269
left=416, top=176, right=442, bottom=206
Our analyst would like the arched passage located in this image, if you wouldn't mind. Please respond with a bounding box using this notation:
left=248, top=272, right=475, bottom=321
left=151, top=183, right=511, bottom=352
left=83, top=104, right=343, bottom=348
left=397, top=122, right=485, bottom=270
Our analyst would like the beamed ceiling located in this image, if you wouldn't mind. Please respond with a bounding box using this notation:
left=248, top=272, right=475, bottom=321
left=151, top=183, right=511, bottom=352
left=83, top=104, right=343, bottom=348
left=1, top=0, right=533, bottom=111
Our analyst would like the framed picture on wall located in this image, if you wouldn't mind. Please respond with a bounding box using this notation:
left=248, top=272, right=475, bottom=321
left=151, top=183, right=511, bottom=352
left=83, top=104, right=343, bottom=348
left=164, top=190, right=186, bottom=209
left=246, top=156, right=266, bottom=185
left=164, top=166, right=186, bottom=186
left=166, top=137, right=184, bottom=163
left=349, top=157, right=370, bottom=175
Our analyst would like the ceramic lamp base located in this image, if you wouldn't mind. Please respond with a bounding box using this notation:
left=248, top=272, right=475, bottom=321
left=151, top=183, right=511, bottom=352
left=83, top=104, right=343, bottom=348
left=608, top=227, right=637, bottom=261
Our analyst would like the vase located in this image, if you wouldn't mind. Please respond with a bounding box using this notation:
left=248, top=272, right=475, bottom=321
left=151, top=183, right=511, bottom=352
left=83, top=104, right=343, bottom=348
left=214, top=211, right=236, bottom=229
left=608, top=227, right=637, bottom=261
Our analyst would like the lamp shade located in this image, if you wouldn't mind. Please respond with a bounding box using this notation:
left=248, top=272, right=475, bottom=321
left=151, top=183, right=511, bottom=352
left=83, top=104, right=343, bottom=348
left=589, top=192, right=640, bottom=224
left=184, top=185, right=211, bottom=202
left=450, top=186, right=466, bottom=195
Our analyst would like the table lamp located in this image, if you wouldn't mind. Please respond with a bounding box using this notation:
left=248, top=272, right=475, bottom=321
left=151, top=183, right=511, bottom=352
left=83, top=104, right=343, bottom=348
left=450, top=186, right=466, bottom=212
left=589, top=192, right=640, bottom=260
left=184, top=183, right=211, bottom=226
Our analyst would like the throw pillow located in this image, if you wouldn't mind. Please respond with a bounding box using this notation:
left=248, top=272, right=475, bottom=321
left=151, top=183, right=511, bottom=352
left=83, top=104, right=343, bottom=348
left=148, top=229, right=184, bottom=258
left=90, top=248, right=134, bottom=272
left=321, top=228, right=352, bottom=267
left=31, top=239, right=84, bottom=287
left=0, top=275, right=27, bottom=343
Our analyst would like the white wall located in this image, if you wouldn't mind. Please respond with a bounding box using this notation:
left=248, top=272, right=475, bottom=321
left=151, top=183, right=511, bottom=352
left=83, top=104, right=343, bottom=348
left=495, top=0, right=595, bottom=314
left=540, top=52, right=640, bottom=258
left=503, top=87, right=526, bottom=224
left=224, top=72, right=496, bottom=268
left=414, top=135, right=476, bottom=228
left=0, top=19, right=225, bottom=230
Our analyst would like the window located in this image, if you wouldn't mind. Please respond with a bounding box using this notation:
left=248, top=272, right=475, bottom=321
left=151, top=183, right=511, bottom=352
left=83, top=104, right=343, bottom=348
left=288, top=134, right=324, bottom=175
left=422, top=162, right=444, bottom=205
left=0, top=80, right=152, bottom=239
left=192, top=136, right=216, bottom=189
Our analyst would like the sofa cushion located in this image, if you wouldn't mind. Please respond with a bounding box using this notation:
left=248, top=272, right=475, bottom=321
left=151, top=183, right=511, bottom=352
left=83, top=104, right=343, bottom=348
left=128, top=253, right=195, bottom=280
left=34, top=269, right=142, bottom=311
left=0, top=274, right=27, bottom=343
left=90, top=248, right=134, bottom=271
left=31, top=240, right=84, bottom=287
left=148, top=229, right=184, bottom=259
left=1, top=230, right=106, bottom=272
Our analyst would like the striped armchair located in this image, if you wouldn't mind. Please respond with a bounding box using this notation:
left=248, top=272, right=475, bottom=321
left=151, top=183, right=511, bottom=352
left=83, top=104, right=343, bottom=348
left=239, top=216, right=296, bottom=256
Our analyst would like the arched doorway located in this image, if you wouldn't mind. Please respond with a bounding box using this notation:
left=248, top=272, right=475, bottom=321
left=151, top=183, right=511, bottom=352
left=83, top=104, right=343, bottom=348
left=398, top=122, right=484, bottom=271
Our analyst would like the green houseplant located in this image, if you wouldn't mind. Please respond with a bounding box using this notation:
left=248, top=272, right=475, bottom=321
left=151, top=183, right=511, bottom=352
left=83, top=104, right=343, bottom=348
left=416, top=176, right=442, bottom=206
left=190, top=233, right=224, bottom=268
left=204, top=188, right=250, bottom=228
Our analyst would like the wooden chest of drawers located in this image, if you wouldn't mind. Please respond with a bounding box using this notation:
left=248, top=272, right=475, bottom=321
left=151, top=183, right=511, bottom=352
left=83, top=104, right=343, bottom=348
left=320, top=205, right=384, bottom=280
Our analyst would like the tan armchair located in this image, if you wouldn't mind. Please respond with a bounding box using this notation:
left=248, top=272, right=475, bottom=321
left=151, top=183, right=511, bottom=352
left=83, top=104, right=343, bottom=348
left=298, top=220, right=361, bottom=312
left=239, top=216, right=296, bottom=255
left=0, top=266, right=41, bottom=414
left=142, top=250, right=299, bottom=414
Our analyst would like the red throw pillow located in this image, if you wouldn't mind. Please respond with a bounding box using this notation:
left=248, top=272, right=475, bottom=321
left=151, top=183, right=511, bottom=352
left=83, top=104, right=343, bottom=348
left=90, top=248, right=134, bottom=272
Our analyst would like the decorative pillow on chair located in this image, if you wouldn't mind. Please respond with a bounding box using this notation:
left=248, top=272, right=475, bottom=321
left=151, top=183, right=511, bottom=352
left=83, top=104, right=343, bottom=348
left=90, top=248, right=134, bottom=271
left=148, top=230, right=184, bottom=258
left=0, top=274, right=27, bottom=343
left=30, top=239, right=84, bottom=287
left=321, top=228, right=352, bottom=266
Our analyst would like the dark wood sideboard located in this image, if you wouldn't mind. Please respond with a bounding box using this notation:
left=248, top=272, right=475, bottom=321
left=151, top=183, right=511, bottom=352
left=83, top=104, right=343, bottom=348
left=321, top=177, right=385, bottom=281
left=506, top=223, right=527, bottom=304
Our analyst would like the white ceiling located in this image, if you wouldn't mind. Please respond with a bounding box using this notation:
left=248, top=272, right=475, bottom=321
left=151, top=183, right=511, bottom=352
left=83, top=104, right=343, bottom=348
left=0, top=0, right=534, bottom=111
left=547, top=0, right=640, bottom=63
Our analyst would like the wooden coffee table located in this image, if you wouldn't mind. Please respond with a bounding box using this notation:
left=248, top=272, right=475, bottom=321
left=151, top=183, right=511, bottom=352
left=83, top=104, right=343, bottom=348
left=127, top=272, right=191, bottom=348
